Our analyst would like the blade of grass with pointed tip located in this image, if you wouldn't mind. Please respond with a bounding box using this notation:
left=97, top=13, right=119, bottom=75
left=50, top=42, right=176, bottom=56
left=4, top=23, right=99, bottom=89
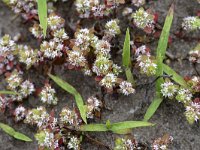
left=37, top=0, right=47, bottom=37
left=143, top=97, right=163, bottom=121
left=143, top=4, right=174, bottom=121
left=122, top=28, right=130, bottom=67
left=110, top=121, right=154, bottom=131
left=163, top=64, right=188, bottom=88
left=48, top=74, right=87, bottom=124
left=80, top=124, right=108, bottom=132
left=156, top=4, right=174, bottom=89
left=122, top=28, right=135, bottom=85
left=0, top=90, right=17, bottom=95
left=0, top=123, right=32, bottom=142
left=14, top=132, right=32, bottom=142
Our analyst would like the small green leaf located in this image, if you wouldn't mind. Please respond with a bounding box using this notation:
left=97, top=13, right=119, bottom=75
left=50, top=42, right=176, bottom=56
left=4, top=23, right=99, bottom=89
left=143, top=97, right=163, bottom=121
left=37, top=0, right=47, bottom=37
left=0, top=123, right=15, bottom=136
left=48, top=74, right=87, bottom=124
left=14, top=132, right=33, bottom=142
left=122, top=28, right=130, bottom=67
left=163, top=64, right=188, bottom=88
left=80, top=124, right=108, bottom=132
left=0, top=90, right=17, bottom=95
left=110, top=121, right=154, bottom=131
left=0, top=123, right=32, bottom=142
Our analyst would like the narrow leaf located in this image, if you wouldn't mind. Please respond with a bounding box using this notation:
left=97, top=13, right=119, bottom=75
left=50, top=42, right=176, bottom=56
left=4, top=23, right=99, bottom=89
left=0, top=123, right=15, bottom=136
left=80, top=124, right=108, bottom=132
left=110, top=121, right=154, bottom=131
left=48, top=74, right=87, bottom=124
left=125, top=68, right=135, bottom=86
left=156, top=3, right=174, bottom=88
left=112, top=128, right=132, bottom=135
left=144, top=4, right=174, bottom=121
left=0, top=90, right=17, bottom=95
left=37, top=0, right=47, bottom=37
left=163, top=64, right=188, bottom=88
left=0, top=123, right=32, bottom=142
left=14, top=132, right=33, bottom=142
left=143, top=97, right=163, bottom=121
left=122, top=28, right=130, bottom=67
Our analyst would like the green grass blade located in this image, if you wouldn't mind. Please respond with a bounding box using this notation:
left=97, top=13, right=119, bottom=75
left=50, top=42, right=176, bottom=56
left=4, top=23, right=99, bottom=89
left=156, top=3, right=174, bottom=84
left=143, top=97, right=163, bottom=121
left=0, top=123, right=32, bottom=142
left=122, top=28, right=135, bottom=85
left=122, top=28, right=130, bottom=67
left=37, top=0, right=47, bottom=37
left=80, top=124, right=108, bottom=132
left=110, top=121, right=154, bottom=131
left=14, top=132, right=33, bottom=142
left=163, top=64, right=188, bottom=88
left=48, top=74, right=87, bottom=124
left=0, top=91, right=17, bottom=95
left=125, top=68, right=135, bottom=86
left=143, top=4, right=174, bottom=121
left=0, top=123, right=15, bottom=136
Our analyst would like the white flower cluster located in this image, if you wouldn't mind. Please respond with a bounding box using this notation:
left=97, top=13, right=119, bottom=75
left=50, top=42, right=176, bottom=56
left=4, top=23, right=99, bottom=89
left=14, top=105, right=26, bottom=121
left=182, top=16, right=200, bottom=31
left=67, top=51, right=87, bottom=67
left=92, top=56, right=112, bottom=76
left=105, top=20, right=121, bottom=37
left=17, top=45, right=38, bottom=69
left=75, top=0, right=117, bottom=18
left=19, top=80, right=35, bottom=97
left=60, top=107, right=80, bottom=126
left=6, top=69, right=23, bottom=90
left=47, top=13, right=65, bottom=31
left=95, top=40, right=111, bottom=57
left=6, top=70, right=35, bottom=101
left=161, top=81, right=178, bottom=99
left=35, top=129, right=55, bottom=149
left=135, top=45, right=150, bottom=56
left=119, top=81, right=135, bottom=95
left=0, top=35, right=16, bottom=75
left=40, top=84, right=58, bottom=105
left=132, top=8, right=155, bottom=33
left=25, top=106, right=50, bottom=128
left=0, top=34, right=16, bottom=55
left=176, top=88, right=193, bottom=104
left=86, top=96, right=102, bottom=118
left=137, top=55, right=157, bottom=76
left=114, top=138, right=137, bottom=150
left=185, top=101, right=200, bottom=124
left=132, top=0, right=146, bottom=7
left=4, top=0, right=37, bottom=20
left=100, top=73, right=117, bottom=89
left=29, top=24, right=43, bottom=38
left=74, top=28, right=94, bottom=52
left=40, top=40, right=63, bottom=59
left=67, top=136, right=80, bottom=150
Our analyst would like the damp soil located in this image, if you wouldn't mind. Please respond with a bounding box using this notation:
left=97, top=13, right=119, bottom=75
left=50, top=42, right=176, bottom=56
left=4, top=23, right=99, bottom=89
left=0, top=0, right=200, bottom=150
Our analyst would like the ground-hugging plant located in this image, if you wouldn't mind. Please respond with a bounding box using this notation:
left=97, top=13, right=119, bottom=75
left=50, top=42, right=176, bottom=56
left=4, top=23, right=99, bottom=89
left=0, top=0, right=199, bottom=149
